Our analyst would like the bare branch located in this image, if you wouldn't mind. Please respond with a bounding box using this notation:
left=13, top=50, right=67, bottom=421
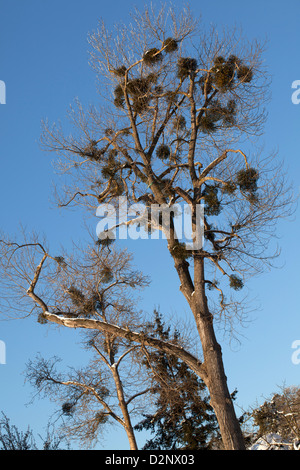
left=42, top=311, right=206, bottom=380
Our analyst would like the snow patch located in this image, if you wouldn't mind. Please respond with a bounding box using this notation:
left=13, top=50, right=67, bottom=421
left=249, top=433, right=293, bottom=451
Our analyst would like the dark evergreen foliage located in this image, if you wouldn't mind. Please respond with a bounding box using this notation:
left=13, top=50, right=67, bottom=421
left=156, top=144, right=171, bottom=160
left=204, top=222, right=216, bottom=244
left=114, top=74, right=159, bottom=113
left=62, top=402, right=75, bottom=416
left=237, top=65, right=253, bottom=83
left=165, top=90, right=178, bottom=104
left=173, top=114, right=186, bottom=131
left=199, top=99, right=237, bottom=133
left=112, top=65, right=127, bottom=77
left=236, top=168, right=259, bottom=192
left=114, top=84, right=125, bottom=109
left=126, top=78, right=150, bottom=96
left=132, top=96, right=150, bottom=114
left=203, top=185, right=222, bottom=216
left=67, top=286, right=100, bottom=317
left=162, top=37, right=178, bottom=53
left=199, top=115, right=217, bottom=134
left=177, top=57, right=198, bottom=80
left=135, top=311, right=220, bottom=450
left=229, top=275, right=244, bottom=291
left=100, top=265, right=114, bottom=284
left=68, top=286, right=85, bottom=307
left=211, top=55, right=253, bottom=93
left=143, top=48, right=163, bottom=65
left=251, top=387, right=300, bottom=441
left=101, top=149, right=118, bottom=179
left=211, top=57, right=235, bottom=92
left=37, top=313, right=48, bottom=324
left=54, top=256, right=66, bottom=266
left=81, top=141, right=105, bottom=162
left=222, top=182, right=237, bottom=195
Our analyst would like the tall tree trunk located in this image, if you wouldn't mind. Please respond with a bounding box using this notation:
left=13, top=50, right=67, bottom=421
left=197, top=319, right=245, bottom=450
left=111, top=365, right=138, bottom=450
left=171, top=236, right=245, bottom=450
left=191, top=255, right=246, bottom=450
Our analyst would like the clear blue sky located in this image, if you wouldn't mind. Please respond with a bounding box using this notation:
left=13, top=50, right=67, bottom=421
left=0, top=0, right=299, bottom=450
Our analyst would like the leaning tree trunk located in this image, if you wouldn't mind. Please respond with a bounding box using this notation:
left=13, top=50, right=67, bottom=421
left=196, top=317, right=245, bottom=450
left=111, top=364, right=138, bottom=450
left=172, top=243, right=245, bottom=450
left=192, top=255, right=245, bottom=450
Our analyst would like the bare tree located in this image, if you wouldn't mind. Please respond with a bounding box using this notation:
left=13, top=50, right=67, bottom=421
left=25, top=308, right=217, bottom=450
left=0, top=234, right=150, bottom=450
left=0, top=4, right=294, bottom=450
left=25, top=342, right=148, bottom=450
left=0, top=232, right=206, bottom=448
left=0, top=412, right=65, bottom=450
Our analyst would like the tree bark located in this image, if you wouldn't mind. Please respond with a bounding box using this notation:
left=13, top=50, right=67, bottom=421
left=190, top=255, right=246, bottom=450
left=111, top=365, right=138, bottom=451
